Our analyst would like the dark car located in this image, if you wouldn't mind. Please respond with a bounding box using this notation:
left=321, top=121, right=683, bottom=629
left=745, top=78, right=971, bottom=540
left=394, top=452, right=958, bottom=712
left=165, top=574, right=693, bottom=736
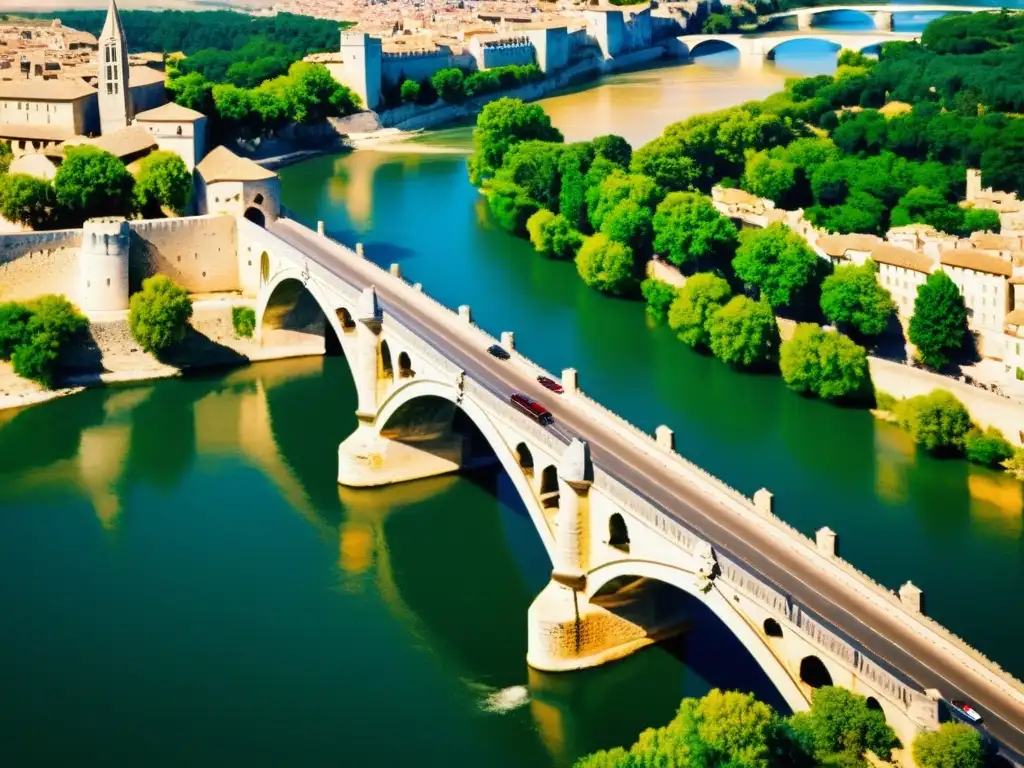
left=487, top=344, right=511, bottom=360
left=537, top=375, right=564, bottom=394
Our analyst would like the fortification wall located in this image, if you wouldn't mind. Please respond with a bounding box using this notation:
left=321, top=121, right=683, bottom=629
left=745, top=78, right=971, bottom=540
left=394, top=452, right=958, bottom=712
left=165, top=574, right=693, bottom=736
left=380, top=52, right=476, bottom=87
left=0, top=230, right=82, bottom=304
left=128, top=215, right=239, bottom=294
left=479, top=42, right=535, bottom=70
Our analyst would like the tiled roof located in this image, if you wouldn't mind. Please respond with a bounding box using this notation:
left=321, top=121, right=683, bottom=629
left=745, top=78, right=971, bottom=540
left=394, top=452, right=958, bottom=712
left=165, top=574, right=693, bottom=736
left=197, top=146, right=276, bottom=183
left=939, top=249, right=1013, bottom=278
left=0, top=122, right=75, bottom=141
left=0, top=78, right=95, bottom=101
left=134, top=101, right=205, bottom=122
left=870, top=243, right=933, bottom=273
left=817, top=233, right=880, bottom=257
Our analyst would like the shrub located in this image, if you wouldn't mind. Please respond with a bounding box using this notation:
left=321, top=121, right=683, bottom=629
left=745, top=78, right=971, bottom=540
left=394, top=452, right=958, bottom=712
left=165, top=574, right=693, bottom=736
left=527, top=210, right=583, bottom=260
left=732, top=222, right=820, bottom=310
left=1016, top=367, right=1024, bottom=382
left=7, top=295, right=87, bottom=388
left=399, top=79, right=420, bottom=103
left=640, top=278, right=677, bottom=322
left=707, top=295, right=780, bottom=370
left=913, top=722, right=985, bottom=768
left=780, top=323, right=871, bottom=402
left=0, top=301, right=34, bottom=358
left=667, top=272, right=732, bottom=349
left=484, top=179, right=539, bottom=236
left=893, top=389, right=972, bottom=455
left=431, top=67, right=466, bottom=103
left=232, top=306, right=256, bottom=338
left=875, top=390, right=896, bottom=411
left=133, top=150, right=193, bottom=216
left=129, top=275, right=194, bottom=356
left=964, top=426, right=1014, bottom=467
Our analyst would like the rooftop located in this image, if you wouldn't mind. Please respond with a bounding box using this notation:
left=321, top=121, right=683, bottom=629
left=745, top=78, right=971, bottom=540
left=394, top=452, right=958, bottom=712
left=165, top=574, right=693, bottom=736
left=0, top=122, right=75, bottom=142
left=197, top=146, right=277, bottom=184
left=0, top=77, right=95, bottom=101
left=58, top=126, right=157, bottom=161
left=871, top=243, right=934, bottom=274
left=134, top=101, right=205, bottom=123
left=816, top=233, right=881, bottom=258
left=939, top=249, right=1013, bottom=278
left=128, top=65, right=167, bottom=88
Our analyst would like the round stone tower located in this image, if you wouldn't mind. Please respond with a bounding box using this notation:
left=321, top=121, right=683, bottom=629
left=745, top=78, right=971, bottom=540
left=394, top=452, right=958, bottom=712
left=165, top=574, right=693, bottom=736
left=77, top=218, right=130, bottom=313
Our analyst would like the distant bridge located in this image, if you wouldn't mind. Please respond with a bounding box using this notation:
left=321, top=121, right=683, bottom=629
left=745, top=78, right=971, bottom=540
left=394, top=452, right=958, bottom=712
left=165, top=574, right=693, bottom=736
left=764, top=4, right=999, bottom=30
left=677, top=29, right=922, bottom=61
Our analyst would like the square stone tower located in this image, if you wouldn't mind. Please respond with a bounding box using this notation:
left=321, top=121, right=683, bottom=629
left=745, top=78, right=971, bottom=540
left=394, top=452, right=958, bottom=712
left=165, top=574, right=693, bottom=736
left=339, top=32, right=382, bottom=112
left=98, top=0, right=133, bottom=135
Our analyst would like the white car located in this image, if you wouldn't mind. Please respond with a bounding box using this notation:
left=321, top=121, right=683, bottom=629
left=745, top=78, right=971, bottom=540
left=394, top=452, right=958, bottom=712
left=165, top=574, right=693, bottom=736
left=951, top=700, right=983, bottom=723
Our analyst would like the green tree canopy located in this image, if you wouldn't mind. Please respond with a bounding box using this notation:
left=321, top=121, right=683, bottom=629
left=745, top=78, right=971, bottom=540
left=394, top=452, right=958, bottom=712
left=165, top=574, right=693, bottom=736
left=893, top=389, right=973, bottom=455
left=576, top=233, right=636, bottom=295
left=707, top=296, right=780, bottom=370
left=789, top=686, right=900, bottom=764
left=400, top=79, right=420, bottom=103
left=0, top=173, right=56, bottom=230
left=591, top=134, right=632, bottom=169
left=431, top=67, right=466, bottom=104
left=964, top=426, right=1014, bottom=468
left=819, top=260, right=896, bottom=338
left=496, top=140, right=564, bottom=212
left=742, top=149, right=797, bottom=206
left=732, top=222, right=820, bottom=310
left=483, top=178, right=539, bottom=237
left=133, top=150, right=193, bottom=217
left=641, top=278, right=678, bottom=322
left=587, top=170, right=663, bottom=232
left=469, top=98, right=563, bottom=186
left=6, top=295, right=88, bottom=388
left=599, top=199, right=654, bottom=260
left=912, top=722, right=985, bottom=768
left=54, top=146, right=135, bottom=224
left=652, top=192, right=739, bottom=270
left=526, top=210, right=583, bottom=260
left=667, top=272, right=733, bottom=349
left=128, top=275, right=194, bottom=357
left=909, top=270, right=968, bottom=370
left=780, top=323, right=871, bottom=402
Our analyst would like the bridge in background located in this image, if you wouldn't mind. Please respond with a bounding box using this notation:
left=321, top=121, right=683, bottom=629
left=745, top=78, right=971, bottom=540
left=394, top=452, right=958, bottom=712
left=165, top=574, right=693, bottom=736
left=764, top=4, right=997, bottom=30
left=677, top=29, right=922, bottom=61
left=239, top=210, right=1024, bottom=766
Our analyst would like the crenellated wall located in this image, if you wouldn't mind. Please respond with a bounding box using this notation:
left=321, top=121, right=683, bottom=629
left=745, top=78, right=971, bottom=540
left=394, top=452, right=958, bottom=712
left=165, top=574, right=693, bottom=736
left=0, top=229, right=82, bottom=304
left=128, top=215, right=239, bottom=294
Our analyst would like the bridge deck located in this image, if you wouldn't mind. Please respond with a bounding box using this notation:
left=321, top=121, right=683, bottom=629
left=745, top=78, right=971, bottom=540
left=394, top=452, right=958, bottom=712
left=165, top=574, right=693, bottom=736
left=266, top=218, right=1024, bottom=760
left=765, top=3, right=994, bottom=18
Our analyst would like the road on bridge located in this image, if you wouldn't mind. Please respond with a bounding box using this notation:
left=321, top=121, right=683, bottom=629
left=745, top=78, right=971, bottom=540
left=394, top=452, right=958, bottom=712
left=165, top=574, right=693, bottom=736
left=269, top=218, right=1024, bottom=761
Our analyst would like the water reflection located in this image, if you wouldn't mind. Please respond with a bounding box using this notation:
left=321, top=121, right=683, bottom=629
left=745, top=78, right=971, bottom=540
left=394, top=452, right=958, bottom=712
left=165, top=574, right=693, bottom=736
left=968, top=471, right=1024, bottom=540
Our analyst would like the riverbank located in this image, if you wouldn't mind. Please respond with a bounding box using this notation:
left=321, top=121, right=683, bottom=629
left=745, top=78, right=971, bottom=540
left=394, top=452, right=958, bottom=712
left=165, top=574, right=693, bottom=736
left=0, top=296, right=322, bottom=413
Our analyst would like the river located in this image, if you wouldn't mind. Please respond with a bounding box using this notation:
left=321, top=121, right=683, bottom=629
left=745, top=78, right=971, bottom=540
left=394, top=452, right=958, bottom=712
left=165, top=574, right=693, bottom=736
left=2, top=11, right=1022, bottom=767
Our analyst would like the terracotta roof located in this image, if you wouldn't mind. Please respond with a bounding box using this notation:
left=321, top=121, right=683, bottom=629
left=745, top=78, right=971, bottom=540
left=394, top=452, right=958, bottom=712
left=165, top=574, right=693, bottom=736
left=971, top=233, right=1020, bottom=251
left=0, top=78, right=95, bottom=101
left=128, top=65, right=166, bottom=88
left=0, top=122, right=74, bottom=141
left=871, top=243, right=933, bottom=273
left=197, top=146, right=277, bottom=184
left=939, top=249, right=1012, bottom=278
left=1004, top=308, right=1024, bottom=328
left=1010, top=274, right=1024, bottom=285
left=817, top=233, right=880, bottom=258
left=715, top=187, right=761, bottom=206
left=134, top=101, right=205, bottom=122
left=58, top=126, right=156, bottom=161
left=888, top=222, right=940, bottom=237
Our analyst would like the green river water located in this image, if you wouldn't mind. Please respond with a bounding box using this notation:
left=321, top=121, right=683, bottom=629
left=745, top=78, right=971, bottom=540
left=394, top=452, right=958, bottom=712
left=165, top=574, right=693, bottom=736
left=2, top=16, right=1022, bottom=767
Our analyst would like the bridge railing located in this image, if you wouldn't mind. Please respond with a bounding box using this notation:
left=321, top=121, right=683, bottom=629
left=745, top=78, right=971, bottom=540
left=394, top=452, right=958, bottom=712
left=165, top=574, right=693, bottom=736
left=278, top=216, right=1024, bottom=709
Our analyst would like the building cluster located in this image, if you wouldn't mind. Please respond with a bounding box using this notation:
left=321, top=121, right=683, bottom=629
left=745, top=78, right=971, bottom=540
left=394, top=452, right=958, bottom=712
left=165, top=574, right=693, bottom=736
left=308, top=1, right=699, bottom=110
left=712, top=171, right=1024, bottom=376
left=0, top=1, right=279, bottom=230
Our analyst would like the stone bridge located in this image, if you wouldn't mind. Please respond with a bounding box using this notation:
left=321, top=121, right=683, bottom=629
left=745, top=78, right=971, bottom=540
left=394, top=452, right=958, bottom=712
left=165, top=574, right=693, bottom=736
left=242, top=212, right=1024, bottom=764
left=677, top=29, right=922, bottom=62
left=764, top=4, right=998, bottom=31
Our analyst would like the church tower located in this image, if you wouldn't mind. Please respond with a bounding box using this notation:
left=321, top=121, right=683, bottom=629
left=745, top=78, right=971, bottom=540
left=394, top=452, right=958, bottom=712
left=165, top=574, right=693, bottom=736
left=98, top=0, right=132, bottom=135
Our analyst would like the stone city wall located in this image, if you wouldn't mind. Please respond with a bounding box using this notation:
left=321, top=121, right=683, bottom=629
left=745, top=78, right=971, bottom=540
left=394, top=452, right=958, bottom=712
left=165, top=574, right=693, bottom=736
left=128, top=215, right=239, bottom=294
left=0, top=229, right=82, bottom=304
left=380, top=51, right=476, bottom=88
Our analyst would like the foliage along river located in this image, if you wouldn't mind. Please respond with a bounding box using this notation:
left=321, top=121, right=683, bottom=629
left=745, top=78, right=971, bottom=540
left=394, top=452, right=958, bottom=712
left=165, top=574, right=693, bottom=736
left=2, top=12, right=1022, bottom=766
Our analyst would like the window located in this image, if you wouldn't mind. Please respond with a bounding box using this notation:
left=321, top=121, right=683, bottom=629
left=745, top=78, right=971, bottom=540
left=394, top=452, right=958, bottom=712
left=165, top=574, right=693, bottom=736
left=176, top=125, right=182, bottom=135
left=107, top=83, right=113, bottom=95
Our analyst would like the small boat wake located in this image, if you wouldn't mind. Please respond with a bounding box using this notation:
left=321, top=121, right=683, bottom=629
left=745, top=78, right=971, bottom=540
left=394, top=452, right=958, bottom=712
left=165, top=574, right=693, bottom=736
left=464, top=680, right=531, bottom=714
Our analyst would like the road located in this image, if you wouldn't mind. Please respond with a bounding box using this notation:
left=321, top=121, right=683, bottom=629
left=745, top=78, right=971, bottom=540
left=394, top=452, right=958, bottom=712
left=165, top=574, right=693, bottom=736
left=270, top=218, right=1024, bottom=761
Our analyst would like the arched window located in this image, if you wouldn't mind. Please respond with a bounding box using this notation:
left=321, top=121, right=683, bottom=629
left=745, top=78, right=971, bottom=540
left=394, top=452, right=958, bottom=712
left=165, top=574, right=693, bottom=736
left=515, top=442, right=533, bottom=472
left=763, top=618, right=783, bottom=638
left=244, top=207, right=266, bottom=227
left=608, top=514, right=629, bottom=552
left=540, top=465, right=559, bottom=508
left=379, top=340, right=394, bottom=378
left=259, top=251, right=270, bottom=285
left=397, top=351, right=413, bottom=378
left=336, top=307, right=355, bottom=332
left=254, top=193, right=265, bottom=205
left=865, top=697, right=882, bottom=712
left=799, top=656, right=833, bottom=688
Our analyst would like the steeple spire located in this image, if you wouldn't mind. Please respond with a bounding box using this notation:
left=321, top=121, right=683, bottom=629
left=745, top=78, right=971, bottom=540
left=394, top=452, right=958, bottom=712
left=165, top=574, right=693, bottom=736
left=98, top=0, right=132, bottom=135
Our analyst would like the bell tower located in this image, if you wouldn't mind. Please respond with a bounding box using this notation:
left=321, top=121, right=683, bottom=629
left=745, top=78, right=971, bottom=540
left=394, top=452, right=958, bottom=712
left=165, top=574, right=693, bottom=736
left=98, top=0, right=133, bottom=135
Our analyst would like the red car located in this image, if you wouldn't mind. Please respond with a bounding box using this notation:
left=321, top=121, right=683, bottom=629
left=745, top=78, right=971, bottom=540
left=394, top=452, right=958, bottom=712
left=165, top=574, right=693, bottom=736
left=537, top=375, right=564, bottom=394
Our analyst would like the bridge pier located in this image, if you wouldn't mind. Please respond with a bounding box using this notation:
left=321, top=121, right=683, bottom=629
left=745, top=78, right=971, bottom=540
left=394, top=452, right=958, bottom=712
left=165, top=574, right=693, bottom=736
left=874, top=11, right=894, bottom=30
left=796, top=10, right=815, bottom=30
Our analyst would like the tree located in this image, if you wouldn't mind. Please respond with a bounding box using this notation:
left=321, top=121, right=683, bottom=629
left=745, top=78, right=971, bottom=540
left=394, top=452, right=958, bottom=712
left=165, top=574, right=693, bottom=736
left=909, top=271, right=968, bottom=370
left=707, top=296, right=779, bottom=370
left=431, top=67, right=466, bottom=104
left=468, top=98, right=563, bottom=186
left=599, top=199, right=654, bottom=260
left=587, top=170, right=662, bottom=232
left=789, top=687, right=900, bottom=764
left=591, top=134, right=632, bottom=169
left=168, top=71, right=213, bottom=113
left=133, top=151, right=193, bottom=217
left=964, top=426, right=1014, bottom=467
left=284, top=61, right=360, bottom=122
left=9, top=295, right=87, bottom=388
left=232, top=306, right=256, bottom=338
left=820, top=260, right=896, bottom=338
left=652, top=192, right=739, bottom=270
left=212, top=82, right=251, bottom=126
left=893, top=389, right=973, bottom=455
left=962, top=207, right=1000, bottom=233
left=913, top=723, right=985, bottom=768
left=557, top=142, right=596, bottom=231
left=400, top=79, right=420, bottom=103
left=742, top=150, right=797, bottom=205
left=641, top=278, right=677, bottom=322
left=0, top=301, right=33, bottom=358
left=526, top=210, right=582, bottom=260
left=0, top=173, right=56, bottom=230
left=668, top=272, right=732, bottom=349
left=128, top=275, right=194, bottom=356
left=780, top=324, right=871, bottom=401
left=576, top=233, right=635, bottom=295
left=484, top=179, right=539, bottom=236
left=496, top=141, right=564, bottom=212
left=54, top=146, right=135, bottom=224
left=732, top=223, right=820, bottom=310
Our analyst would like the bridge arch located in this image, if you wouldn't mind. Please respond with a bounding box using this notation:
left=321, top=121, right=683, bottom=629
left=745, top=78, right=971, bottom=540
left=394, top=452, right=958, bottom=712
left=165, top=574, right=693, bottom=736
left=372, top=377, right=557, bottom=559
left=515, top=441, right=534, bottom=475
left=685, top=38, right=742, bottom=58
left=255, top=270, right=353, bottom=358
left=799, top=654, right=834, bottom=688
left=584, top=559, right=809, bottom=714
